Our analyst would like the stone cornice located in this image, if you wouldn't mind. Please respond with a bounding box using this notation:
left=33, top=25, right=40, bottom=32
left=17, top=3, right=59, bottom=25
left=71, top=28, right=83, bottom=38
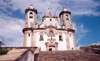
left=25, top=9, right=38, bottom=14
left=22, top=26, right=75, bottom=33
left=59, top=11, right=71, bottom=17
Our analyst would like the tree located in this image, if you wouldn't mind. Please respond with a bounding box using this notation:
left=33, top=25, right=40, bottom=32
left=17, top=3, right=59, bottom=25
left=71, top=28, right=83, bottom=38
left=0, top=41, right=4, bottom=47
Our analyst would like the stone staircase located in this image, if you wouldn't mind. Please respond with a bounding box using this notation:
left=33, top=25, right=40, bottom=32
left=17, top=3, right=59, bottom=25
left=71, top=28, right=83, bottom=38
left=38, top=50, right=100, bottom=61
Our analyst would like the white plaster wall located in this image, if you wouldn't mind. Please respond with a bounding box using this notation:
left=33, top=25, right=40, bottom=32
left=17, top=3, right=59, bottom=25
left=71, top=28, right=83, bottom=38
left=28, top=11, right=34, bottom=27
left=35, top=32, right=46, bottom=51
left=69, top=34, right=74, bottom=50
left=26, top=33, right=31, bottom=47
left=34, top=29, right=68, bottom=51
left=57, top=33, right=67, bottom=50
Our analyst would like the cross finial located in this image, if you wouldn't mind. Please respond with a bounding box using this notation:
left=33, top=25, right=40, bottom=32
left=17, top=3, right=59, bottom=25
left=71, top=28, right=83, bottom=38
left=31, top=2, right=33, bottom=6
left=48, top=7, right=52, bottom=15
left=63, top=5, right=65, bottom=9
left=44, top=11, right=46, bottom=16
left=48, top=7, right=52, bottom=12
left=54, top=11, right=56, bottom=16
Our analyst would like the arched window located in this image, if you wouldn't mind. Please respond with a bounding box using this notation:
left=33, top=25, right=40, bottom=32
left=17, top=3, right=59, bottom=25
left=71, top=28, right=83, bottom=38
left=29, top=12, right=33, bottom=18
left=28, top=33, right=30, bottom=37
left=66, top=15, right=69, bottom=20
left=66, top=15, right=68, bottom=18
left=70, top=34, right=71, bottom=37
left=49, top=31, right=54, bottom=36
left=40, top=33, right=43, bottom=41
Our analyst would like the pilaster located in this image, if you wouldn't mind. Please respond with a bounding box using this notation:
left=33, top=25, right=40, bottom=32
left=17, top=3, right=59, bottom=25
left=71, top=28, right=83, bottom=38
left=25, top=13, right=28, bottom=28
left=66, top=33, right=70, bottom=50
left=23, top=32, right=27, bottom=47
left=31, top=32, right=33, bottom=47
left=33, top=32, right=36, bottom=46
left=72, top=33, right=76, bottom=50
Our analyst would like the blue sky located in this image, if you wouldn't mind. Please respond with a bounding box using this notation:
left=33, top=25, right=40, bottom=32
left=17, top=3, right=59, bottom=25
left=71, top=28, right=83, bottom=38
left=0, top=0, right=100, bottom=49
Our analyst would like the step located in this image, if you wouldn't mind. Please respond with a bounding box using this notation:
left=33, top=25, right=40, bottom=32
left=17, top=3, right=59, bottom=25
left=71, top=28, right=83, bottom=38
left=38, top=50, right=100, bottom=61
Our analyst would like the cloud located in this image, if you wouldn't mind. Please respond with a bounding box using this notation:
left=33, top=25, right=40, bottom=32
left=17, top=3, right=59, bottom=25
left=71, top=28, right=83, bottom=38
left=76, top=45, right=83, bottom=50
left=0, top=12, right=25, bottom=47
left=80, top=24, right=89, bottom=33
left=0, top=38, right=2, bottom=41
left=0, top=0, right=61, bottom=14
left=61, top=0, right=100, bottom=16
left=73, top=22, right=89, bottom=44
left=0, top=0, right=100, bottom=26
left=72, top=23, right=77, bottom=32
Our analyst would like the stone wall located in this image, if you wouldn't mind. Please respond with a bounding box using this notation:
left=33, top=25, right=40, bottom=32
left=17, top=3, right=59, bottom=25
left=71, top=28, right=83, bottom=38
left=80, top=46, right=100, bottom=54
left=0, top=47, right=41, bottom=61
left=0, top=47, right=37, bottom=51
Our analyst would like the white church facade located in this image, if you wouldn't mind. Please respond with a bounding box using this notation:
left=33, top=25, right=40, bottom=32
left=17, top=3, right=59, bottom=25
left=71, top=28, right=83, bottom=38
left=23, top=4, right=76, bottom=51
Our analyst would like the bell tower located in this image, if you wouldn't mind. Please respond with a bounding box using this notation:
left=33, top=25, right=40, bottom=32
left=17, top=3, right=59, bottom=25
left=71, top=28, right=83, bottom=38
left=59, top=6, right=72, bottom=29
left=25, top=4, right=37, bottom=28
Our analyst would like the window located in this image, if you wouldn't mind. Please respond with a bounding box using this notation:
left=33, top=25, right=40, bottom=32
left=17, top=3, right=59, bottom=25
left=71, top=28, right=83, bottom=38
left=28, top=33, right=30, bottom=37
left=59, top=35, right=63, bottom=41
left=70, top=34, right=71, bottom=37
left=40, top=34, right=43, bottom=41
left=66, top=15, right=69, bottom=20
left=72, top=47, right=73, bottom=50
left=29, top=12, right=33, bottom=18
left=66, top=15, right=68, bottom=18
left=50, top=19, right=52, bottom=21
left=49, top=31, right=54, bottom=36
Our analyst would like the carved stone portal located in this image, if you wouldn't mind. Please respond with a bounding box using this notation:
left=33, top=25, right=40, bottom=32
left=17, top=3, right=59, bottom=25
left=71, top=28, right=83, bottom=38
left=45, top=38, right=58, bottom=51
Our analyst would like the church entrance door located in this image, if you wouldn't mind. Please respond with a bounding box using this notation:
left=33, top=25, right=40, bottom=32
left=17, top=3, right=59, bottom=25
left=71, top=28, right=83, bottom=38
left=49, top=45, right=55, bottom=51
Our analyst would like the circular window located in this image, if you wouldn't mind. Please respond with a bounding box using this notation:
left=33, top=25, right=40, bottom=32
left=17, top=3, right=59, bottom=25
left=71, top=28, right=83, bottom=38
left=50, top=19, right=52, bottom=21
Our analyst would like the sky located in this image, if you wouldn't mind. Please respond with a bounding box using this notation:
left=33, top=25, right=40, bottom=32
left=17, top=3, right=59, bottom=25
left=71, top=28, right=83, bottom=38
left=0, top=0, right=100, bottom=50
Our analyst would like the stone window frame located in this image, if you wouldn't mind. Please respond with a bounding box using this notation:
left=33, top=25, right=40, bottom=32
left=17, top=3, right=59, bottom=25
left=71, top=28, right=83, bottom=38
left=59, top=33, right=63, bottom=41
left=69, top=33, right=72, bottom=37
left=39, top=33, right=44, bottom=41
left=46, top=28, right=56, bottom=37
left=65, top=14, right=69, bottom=20
left=48, top=31, right=55, bottom=37
left=28, top=33, right=30, bottom=37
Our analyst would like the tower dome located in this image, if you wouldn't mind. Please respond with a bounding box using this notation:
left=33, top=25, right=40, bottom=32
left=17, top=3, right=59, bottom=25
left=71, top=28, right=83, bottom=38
left=25, top=4, right=37, bottom=14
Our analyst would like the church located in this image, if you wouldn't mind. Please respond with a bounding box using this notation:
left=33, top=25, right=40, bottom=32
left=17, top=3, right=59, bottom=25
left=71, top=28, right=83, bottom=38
left=23, top=4, right=76, bottom=51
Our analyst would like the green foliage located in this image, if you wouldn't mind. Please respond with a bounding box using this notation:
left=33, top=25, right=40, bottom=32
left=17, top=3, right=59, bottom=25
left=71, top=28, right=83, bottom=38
left=89, top=45, right=97, bottom=48
left=0, top=41, right=4, bottom=45
left=0, top=49, right=9, bottom=55
left=32, top=49, right=35, bottom=53
left=89, top=45, right=100, bottom=49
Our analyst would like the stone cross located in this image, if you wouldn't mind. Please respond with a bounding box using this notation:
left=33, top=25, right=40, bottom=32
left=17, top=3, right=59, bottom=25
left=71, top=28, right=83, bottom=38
left=48, top=7, right=52, bottom=15
left=48, top=7, right=52, bottom=12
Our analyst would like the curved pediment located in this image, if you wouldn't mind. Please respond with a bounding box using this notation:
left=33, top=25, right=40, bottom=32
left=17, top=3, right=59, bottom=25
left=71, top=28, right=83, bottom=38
left=45, top=28, right=58, bottom=37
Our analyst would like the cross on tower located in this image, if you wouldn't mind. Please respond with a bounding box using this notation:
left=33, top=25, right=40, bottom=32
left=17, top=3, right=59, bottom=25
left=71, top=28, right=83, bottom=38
left=48, top=7, right=52, bottom=15
left=31, top=2, right=33, bottom=6
left=48, top=7, right=52, bottom=12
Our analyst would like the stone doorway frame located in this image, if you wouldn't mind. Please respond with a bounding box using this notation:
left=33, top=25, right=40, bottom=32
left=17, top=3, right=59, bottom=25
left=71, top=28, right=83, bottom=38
left=45, top=42, right=58, bottom=51
left=49, top=45, right=55, bottom=51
